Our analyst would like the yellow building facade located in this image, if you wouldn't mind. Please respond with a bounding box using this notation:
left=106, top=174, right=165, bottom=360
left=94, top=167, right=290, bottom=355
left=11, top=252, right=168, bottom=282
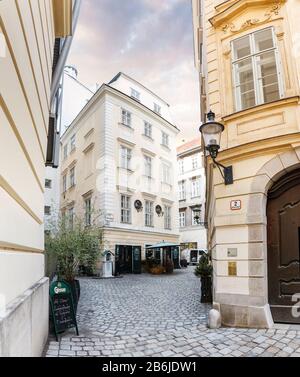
left=0, top=0, right=73, bottom=356
left=193, top=0, right=300, bottom=327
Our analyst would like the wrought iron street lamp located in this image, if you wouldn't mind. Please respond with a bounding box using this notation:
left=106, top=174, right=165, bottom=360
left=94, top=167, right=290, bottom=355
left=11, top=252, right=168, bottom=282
left=199, top=110, right=233, bottom=185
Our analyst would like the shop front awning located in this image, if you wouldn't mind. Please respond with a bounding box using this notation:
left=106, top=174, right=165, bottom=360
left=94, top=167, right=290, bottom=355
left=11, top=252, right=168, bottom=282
left=146, top=242, right=180, bottom=249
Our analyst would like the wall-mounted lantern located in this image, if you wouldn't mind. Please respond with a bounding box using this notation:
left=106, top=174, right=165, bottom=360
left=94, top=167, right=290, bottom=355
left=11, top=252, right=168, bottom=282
left=199, top=110, right=233, bottom=185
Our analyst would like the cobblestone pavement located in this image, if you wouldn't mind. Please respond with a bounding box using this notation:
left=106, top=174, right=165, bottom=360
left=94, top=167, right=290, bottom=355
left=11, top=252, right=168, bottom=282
left=45, top=267, right=300, bottom=357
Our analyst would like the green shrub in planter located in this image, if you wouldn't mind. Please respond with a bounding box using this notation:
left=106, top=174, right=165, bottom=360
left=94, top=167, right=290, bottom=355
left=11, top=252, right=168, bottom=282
left=45, top=215, right=102, bottom=309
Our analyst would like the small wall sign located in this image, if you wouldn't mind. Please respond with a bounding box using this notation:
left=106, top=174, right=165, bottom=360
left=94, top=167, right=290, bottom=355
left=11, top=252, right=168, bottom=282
left=228, top=261, right=237, bottom=276
left=230, top=200, right=241, bottom=210
left=227, top=248, right=238, bottom=257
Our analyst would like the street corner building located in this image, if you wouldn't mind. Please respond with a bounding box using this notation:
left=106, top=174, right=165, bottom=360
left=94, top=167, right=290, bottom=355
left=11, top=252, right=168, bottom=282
left=60, top=72, right=180, bottom=275
left=0, top=0, right=77, bottom=356
left=193, top=0, right=300, bottom=327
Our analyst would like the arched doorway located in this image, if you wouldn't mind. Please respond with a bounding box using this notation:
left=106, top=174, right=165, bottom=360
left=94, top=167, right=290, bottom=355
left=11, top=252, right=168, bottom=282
left=267, top=168, right=300, bottom=323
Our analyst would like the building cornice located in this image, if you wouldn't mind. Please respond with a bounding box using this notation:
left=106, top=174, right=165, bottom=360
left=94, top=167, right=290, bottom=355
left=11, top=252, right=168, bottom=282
left=211, top=132, right=300, bottom=164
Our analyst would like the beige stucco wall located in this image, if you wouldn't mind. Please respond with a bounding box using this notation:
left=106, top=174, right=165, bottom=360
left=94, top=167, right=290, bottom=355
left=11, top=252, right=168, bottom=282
left=196, top=0, right=300, bottom=327
left=0, top=0, right=71, bottom=356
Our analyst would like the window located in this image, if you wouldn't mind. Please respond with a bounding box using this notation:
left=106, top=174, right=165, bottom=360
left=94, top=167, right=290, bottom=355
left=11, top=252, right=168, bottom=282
left=164, top=205, right=171, bottom=230
left=192, top=209, right=201, bottom=225
left=192, top=155, right=199, bottom=170
left=144, top=155, right=152, bottom=177
left=68, top=207, right=74, bottom=229
left=179, top=211, right=186, bottom=228
left=162, top=163, right=171, bottom=184
left=122, top=109, right=132, bottom=127
left=63, top=144, right=68, bottom=160
left=178, top=180, right=186, bottom=200
left=85, top=198, right=92, bottom=226
left=120, top=146, right=132, bottom=170
left=70, top=134, right=76, bottom=151
left=178, top=159, right=184, bottom=174
left=121, top=195, right=131, bottom=224
left=70, top=167, right=75, bottom=187
left=154, top=103, right=161, bottom=114
left=232, top=27, right=283, bottom=111
left=161, top=132, right=169, bottom=147
left=144, top=121, right=152, bottom=138
left=44, top=206, right=51, bottom=216
left=45, top=179, right=52, bottom=189
left=191, top=177, right=200, bottom=198
left=145, top=200, right=153, bottom=227
left=131, top=88, right=140, bottom=102
left=62, top=174, right=67, bottom=192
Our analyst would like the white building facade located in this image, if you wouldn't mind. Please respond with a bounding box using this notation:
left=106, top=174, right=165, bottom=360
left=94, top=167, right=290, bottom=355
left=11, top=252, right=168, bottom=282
left=177, top=139, right=207, bottom=260
left=44, top=66, right=95, bottom=231
left=60, top=72, right=180, bottom=274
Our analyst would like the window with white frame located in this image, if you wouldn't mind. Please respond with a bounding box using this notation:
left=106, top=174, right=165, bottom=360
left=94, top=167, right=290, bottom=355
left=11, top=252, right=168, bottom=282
left=62, top=174, right=67, bottom=192
left=178, top=180, right=186, bottom=200
left=154, top=103, right=161, bottom=114
left=70, top=134, right=76, bottom=151
left=178, top=159, right=184, bottom=174
left=121, top=194, right=131, bottom=224
left=164, top=205, right=171, bottom=230
left=121, top=109, right=132, bottom=127
left=192, top=208, right=201, bottom=225
left=179, top=211, right=186, bottom=228
left=85, top=197, right=92, bottom=226
left=191, top=177, right=200, bottom=198
left=44, top=206, right=51, bottom=216
left=144, top=155, right=152, bottom=177
left=162, top=162, right=171, bottom=184
left=232, top=27, right=283, bottom=111
left=131, top=88, right=140, bottom=102
left=63, top=144, right=68, bottom=160
left=70, top=167, right=75, bottom=187
left=192, top=154, right=199, bottom=170
left=120, top=146, right=132, bottom=170
left=145, top=200, right=153, bottom=227
left=144, top=121, right=152, bottom=138
left=161, top=132, right=169, bottom=147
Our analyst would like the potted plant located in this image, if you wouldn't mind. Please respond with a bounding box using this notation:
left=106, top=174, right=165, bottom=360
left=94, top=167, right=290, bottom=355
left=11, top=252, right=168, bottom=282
left=45, top=216, right=102, bottom=312
left=194, top=253, right=213, bottom=303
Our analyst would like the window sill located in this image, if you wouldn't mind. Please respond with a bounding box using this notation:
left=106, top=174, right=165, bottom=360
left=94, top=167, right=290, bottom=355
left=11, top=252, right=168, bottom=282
left=142, top=134, right=154, bottom=141
left=161, top=144, right=170, bottom=151
left=118, top=167, right=134, bottom=174
left=118, top=122, right=134, bottom=131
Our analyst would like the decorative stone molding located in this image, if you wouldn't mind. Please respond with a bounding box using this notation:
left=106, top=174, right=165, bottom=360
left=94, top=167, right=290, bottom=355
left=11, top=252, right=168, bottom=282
left=222, top=3, right=282, bottom=34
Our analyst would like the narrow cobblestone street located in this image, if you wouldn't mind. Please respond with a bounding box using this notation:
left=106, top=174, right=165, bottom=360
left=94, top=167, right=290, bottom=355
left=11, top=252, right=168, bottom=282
left=45, top=268, right=300, bottom=357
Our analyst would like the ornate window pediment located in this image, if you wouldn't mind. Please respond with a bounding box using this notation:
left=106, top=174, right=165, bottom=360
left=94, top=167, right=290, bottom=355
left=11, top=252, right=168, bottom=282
left=210, top=0, right=286, bottom=34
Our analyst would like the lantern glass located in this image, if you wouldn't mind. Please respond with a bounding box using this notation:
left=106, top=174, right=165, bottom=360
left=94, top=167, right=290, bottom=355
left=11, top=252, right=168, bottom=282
left=200, top=122, right=223, bottom=149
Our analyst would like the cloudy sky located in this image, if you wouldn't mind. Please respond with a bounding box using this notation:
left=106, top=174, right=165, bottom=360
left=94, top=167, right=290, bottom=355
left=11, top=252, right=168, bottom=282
left=67, top=0, right=200, bottom=143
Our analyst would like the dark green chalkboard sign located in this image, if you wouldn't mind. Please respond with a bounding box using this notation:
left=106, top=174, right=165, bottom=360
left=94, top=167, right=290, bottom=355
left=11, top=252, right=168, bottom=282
left=50, top=281, right=79, bottom=341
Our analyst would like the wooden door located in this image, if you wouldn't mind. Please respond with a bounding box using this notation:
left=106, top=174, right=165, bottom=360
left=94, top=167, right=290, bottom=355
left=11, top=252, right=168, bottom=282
left=267, top=169, right=300, bottom=323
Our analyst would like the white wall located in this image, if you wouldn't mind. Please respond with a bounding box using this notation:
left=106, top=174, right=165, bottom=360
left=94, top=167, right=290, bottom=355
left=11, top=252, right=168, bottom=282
left=109, top=73, right=173, bottom=123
